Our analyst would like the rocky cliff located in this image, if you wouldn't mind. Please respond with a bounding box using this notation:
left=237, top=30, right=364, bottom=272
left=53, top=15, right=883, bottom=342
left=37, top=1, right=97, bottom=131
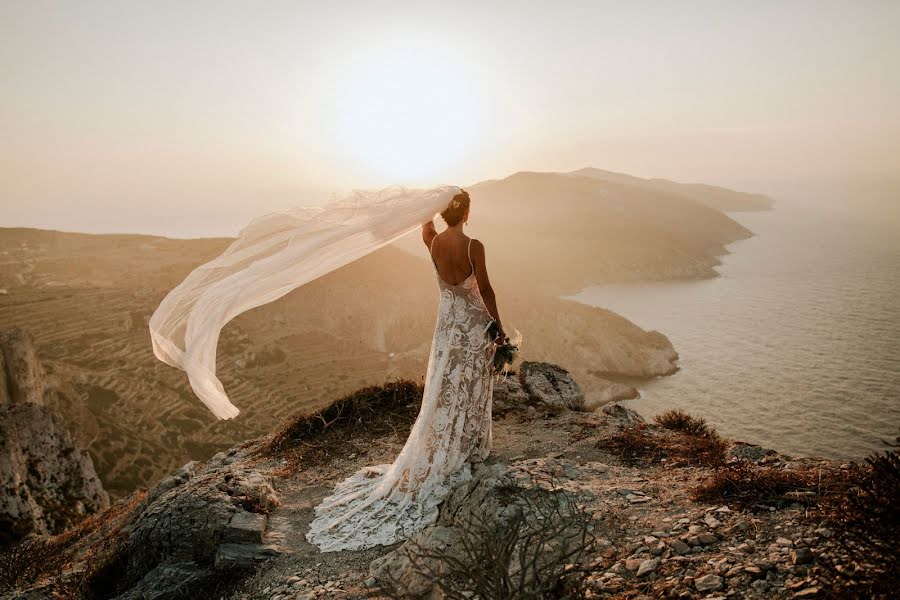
left=0, top=327, right=109, bottom=546
left=2, top=363, right=877, bottom=600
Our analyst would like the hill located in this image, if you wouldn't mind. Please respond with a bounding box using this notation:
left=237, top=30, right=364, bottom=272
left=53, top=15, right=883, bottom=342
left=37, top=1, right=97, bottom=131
left=0, top=225, right=674, bottom=496
left=569, top=167, right=775, bottom=212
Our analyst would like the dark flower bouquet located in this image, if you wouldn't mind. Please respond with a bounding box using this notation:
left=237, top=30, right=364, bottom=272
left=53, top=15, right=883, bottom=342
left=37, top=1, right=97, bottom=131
left=488, top=323, right=521, bottom=377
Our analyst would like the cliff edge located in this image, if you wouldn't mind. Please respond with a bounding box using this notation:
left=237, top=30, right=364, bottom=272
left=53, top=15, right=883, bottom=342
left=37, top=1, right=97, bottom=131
left=0, top=328, right=109, bottom=546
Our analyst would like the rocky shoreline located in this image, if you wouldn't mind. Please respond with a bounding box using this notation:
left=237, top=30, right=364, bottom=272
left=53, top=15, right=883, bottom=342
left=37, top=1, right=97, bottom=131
left=4, top=359, right=889, bottom=600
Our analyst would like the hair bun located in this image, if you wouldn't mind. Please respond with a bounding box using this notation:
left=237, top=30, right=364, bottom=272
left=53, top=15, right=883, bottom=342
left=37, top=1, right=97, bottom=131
left=440, top=190, right=470, bottom=226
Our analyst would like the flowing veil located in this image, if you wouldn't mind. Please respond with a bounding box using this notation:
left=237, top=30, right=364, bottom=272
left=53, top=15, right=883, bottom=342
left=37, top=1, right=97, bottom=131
left=149, top=185, right=461, bottom=419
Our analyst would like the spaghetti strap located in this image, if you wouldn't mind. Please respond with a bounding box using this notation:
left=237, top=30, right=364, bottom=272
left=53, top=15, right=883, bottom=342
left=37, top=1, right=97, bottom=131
left=467, top=238, right=474, bottom=273
left=428, top=236, right=439, bottom=271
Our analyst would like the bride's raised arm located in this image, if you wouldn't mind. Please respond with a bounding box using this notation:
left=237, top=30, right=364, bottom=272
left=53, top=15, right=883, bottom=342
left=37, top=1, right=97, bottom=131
left=470, top=239, right=504, bottom=341
left=422, top=218, right=437, bottom=248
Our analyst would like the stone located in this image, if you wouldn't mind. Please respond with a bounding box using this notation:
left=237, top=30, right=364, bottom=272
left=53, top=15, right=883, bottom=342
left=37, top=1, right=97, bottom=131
left=704, top=513, right=722, bottom=528
left=728, top=441, right=776, bottom=462
left=794, top=587, right=820, bottom=598
left=694, top=574, right=724, bottom=592
left=519, top=362, right=586, bottom=411
left=225, top=510, right=267, bottom=544
left=492, top=375, right=530, bottom=414
left=113, top=562, right=212, bottom=600
left=601, top=403, right=646, bottom=427
left=744, top=565, right=764, bottom=578
left=669, top=539, right=691, bottom=555
left=790, top=547, right=814, bottom=565
left=214, top=543, right=282, bottom=569
left=636, top=558, right=660, bottom=577
left=776, top=537, right=794, bottom=547
left=626, top=558, right=644, bottom=571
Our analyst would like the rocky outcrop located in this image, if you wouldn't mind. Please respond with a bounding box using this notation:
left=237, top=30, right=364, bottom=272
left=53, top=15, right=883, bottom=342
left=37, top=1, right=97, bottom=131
left=0, top=328, right=46, bottom=406
left=520, top=361, right=586, bottom=411
left=0, top=327, right=109, bottom=546
left=370, top=457, right=604, bottom=598
left=108, top=446, right=287, bottom=598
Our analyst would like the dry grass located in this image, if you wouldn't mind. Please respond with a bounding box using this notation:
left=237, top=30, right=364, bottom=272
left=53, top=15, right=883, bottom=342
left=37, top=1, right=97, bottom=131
left=261, top=379, right=424, bottom=472
left=690, top=461, right=860, bottom=513
left=0, top=490, right=145, bottom=597
left=814, top=435, right=900, bottom=599
left=380, top=485, right=597, bottom=600
left=597, top=422, right=727, bottom=468
left=0, top=536, right=71, bottom=594
left=653, top=409, right=715, bottom=438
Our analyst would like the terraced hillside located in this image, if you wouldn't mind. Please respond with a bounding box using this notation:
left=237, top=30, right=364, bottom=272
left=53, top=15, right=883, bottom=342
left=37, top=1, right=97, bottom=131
left=0, top=170, right=769, bottom=497
left=0, top=233, right=671, bottom=497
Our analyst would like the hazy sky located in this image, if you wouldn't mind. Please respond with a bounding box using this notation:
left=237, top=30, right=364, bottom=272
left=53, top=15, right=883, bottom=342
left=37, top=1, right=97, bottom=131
left=2, top=1, right=899, bottom=237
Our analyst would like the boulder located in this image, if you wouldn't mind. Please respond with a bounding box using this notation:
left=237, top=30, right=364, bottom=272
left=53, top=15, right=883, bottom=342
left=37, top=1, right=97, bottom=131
left=491, top=375, right=529, bottom=414
left=519, top=362, right=586, bottom=411
left=119, top=453, right=284, bottom=589
left=601, top=403, right=646, bottom=428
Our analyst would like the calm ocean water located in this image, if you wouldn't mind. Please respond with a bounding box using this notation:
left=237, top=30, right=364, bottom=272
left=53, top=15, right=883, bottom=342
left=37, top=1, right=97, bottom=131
left=569, top=192, right=900, bottom=460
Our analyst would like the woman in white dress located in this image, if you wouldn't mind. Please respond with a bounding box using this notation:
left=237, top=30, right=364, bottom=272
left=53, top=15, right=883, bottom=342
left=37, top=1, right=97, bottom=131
left=305, top=189, right=506, bottom=552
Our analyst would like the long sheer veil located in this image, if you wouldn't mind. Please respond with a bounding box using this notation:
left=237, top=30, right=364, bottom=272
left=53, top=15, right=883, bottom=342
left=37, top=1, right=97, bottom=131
left=149, top=185, right=461, bottom=419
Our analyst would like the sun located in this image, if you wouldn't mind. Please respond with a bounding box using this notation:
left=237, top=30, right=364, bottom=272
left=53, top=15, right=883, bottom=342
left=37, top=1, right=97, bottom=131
left=330, top=38, right=485, bottom=184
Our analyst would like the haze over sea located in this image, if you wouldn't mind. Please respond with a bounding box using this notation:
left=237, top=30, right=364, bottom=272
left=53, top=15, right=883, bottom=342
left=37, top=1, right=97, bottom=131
left=569, top=187, right=900, bottom=460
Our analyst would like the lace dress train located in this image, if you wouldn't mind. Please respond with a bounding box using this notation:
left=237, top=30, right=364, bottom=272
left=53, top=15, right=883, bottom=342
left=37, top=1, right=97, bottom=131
left=305, top=239, right=496, bottom=552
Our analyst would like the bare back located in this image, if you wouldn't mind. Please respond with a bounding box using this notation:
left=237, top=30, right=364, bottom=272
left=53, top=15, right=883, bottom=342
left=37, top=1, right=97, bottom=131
left=429, top=233, right=475, bottom=286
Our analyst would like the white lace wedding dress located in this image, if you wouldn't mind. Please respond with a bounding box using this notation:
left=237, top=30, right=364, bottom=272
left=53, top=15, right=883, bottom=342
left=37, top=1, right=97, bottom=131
left=305, top=238, right=497, bottom=552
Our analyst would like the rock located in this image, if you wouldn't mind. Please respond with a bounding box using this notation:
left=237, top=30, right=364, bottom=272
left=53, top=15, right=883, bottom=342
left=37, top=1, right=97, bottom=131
left=790, top=547, right=814, bottom=565
left=727, top=441, right=776, bottom=462
left=519, top=362, right=586, bottom=411
left=694, top=574, right=724, bottom=592
left=704, top=513, right=722, bottom=528
left=776, top=537, right=794, bottom=547
left=0, top=327, right=109, bottom=545
left=794, top=587, right=820, bottom=598
left=601, top=403, right=646, bottom=427
left=669, top=539, right=691, bottom=555
left=0, top=327, right=46, bottom=406
left=492, top=375, right=530, bottom=414
left=582, top=379, right=639, bottom=411
left=625, top=558, right=644, bottom=571
left=214, top=543, right=282, bottom=569
left=636, top=558, right=660, bottom=577
left=225, top=510, right=267, bottom=544
left=697, top=532, right=718, bottom=545
left=370, top=461, right=593, bottom=597
left=113, top=457, right=283, bottom=594
left=112, top=562, right=212, bottom=600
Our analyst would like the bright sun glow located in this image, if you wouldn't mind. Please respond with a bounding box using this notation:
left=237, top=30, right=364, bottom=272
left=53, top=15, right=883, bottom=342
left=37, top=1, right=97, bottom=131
left=331, top=38, right=485, bottom=184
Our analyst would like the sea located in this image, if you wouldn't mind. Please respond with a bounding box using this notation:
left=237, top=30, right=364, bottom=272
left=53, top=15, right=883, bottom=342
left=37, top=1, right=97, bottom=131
left=568, top=188, right=900, bottom=460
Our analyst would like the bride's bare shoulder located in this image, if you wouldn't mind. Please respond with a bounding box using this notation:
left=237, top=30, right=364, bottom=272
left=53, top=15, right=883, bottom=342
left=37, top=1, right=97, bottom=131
left=469, top=238, right=486, bottom=258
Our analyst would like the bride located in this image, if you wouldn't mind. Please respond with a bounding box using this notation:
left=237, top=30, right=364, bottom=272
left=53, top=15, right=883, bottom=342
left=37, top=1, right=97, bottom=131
left=305, top=189, right=506, bottom=552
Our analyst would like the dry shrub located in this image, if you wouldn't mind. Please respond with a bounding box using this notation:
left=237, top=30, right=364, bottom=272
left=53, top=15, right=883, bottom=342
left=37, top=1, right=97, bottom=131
left=0, top=491, right=145, bottom=597
left=261, top=379, right=423, bottom=469
left=654, top=409, right=714, bottom=438
left=815, top=435, right=900, bottom=599
left=0, top=536, right=71, bottom=594
left=597, top=423, right=727, bottom=467
left=691, top=460, right=861, bottom=513
left=381, top=486, right=597, bottom=600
